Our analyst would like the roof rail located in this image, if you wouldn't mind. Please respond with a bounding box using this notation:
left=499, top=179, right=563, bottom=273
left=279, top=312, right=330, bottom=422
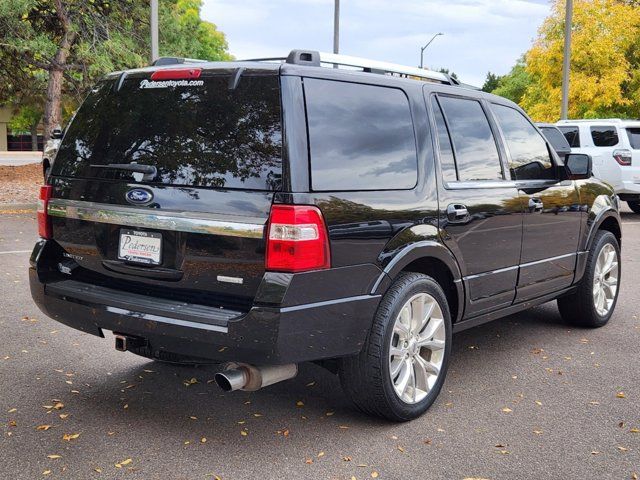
left=242, top=49, right=452, bottom=85
left=151, top=57, right=209, bottom=66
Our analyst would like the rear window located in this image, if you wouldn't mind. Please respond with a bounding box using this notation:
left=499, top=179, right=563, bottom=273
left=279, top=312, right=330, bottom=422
left=52, top=74, right=283, bottom=190
left=590, top=126, right=619, bottom=147
left=559, top=126, right=580, bottom=148
left=627, top=128, right=640, bottom=149
left=304, top=79, right=418, bottom=191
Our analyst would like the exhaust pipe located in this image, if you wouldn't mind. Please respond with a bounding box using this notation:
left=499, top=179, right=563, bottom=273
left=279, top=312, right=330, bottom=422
left=215, top=363, right=298, bottom=392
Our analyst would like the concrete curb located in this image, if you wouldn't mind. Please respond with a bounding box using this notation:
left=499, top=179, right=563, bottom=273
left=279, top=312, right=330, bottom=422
left=0, top=203, right=37, bottom=212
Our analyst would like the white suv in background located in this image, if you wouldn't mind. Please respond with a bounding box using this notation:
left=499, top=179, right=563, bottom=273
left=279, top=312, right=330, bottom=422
left=556, top=119, right=640, bottom=212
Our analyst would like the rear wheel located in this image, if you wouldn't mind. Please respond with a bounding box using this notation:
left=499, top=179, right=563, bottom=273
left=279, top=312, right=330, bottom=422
left=627, top=201, right=640, bottom=214
left=338, top=272, right=452, bottom=421
left=557, top=230, right=620, bottom=327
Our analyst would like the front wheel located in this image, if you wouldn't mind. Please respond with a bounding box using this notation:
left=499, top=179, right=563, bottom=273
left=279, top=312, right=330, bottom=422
left=339, top=273, right=452, bottom=421
left=627, top=201, right=640, bottom=214
left=557, top=230, right=620, bottom=327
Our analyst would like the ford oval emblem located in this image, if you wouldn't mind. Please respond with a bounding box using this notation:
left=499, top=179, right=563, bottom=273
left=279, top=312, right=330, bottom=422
left=125, top=188, right=153, bottom=205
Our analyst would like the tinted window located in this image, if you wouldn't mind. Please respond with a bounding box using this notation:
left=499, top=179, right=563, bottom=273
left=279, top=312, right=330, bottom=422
left=305, top=79, right=417, bottom=191
left=52, top=75, right=282, bottom=190
left=591, top=126, right=619, bottom=147
left=539, top=126, right=571, bottom=153
left=559, top=126, right=581, bottom=148
left=438, top=96, right=502, bottom=181
left=627, top=128, right=640, bottom=149
left=492, top=104, right=554, bottom=180
left=431, top=97, right=457, bottom=182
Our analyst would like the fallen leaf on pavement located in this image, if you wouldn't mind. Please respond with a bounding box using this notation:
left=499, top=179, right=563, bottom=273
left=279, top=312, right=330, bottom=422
left=47, top=455, right=62, bottom=459
left=115, top=458, right=132, bottom=468
left=501, top=407, right=513, bottom=413
left=36, top=425, right=52, bottom=431
left=62, top=433, right=80, bottom=441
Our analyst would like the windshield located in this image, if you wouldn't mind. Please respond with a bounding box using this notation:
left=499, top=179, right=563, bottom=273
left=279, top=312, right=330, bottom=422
left=51, top=73, right=283, bottom=190
left=540, top=127, right=570, bottom=152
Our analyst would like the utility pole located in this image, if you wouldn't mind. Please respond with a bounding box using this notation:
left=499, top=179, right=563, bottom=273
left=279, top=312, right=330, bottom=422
left=561, top=0, right=573, bottom=120
left=150, top=0, right=159, bottom=63
left=420, top=33, right=443, bottom=69
left=333, top=0, right=340, bottom=54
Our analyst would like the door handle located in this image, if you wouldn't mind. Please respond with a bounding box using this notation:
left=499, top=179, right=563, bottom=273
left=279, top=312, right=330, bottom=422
left=446, top=204, right=469, bottom=221
left=528, top=197, right=543, bottom=212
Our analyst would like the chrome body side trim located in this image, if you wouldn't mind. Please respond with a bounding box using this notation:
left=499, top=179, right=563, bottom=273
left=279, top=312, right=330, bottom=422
left=47, top=199, right=265, bottom=238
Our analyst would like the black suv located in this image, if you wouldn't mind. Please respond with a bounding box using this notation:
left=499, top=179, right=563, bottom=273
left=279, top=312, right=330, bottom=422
left=30, top=50, right=622, bottom=421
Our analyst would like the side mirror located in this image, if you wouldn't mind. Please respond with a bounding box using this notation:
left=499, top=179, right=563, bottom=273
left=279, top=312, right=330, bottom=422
left=51, top=126, right=64, bottom=140
left=565, top=153, right=592, bottom=180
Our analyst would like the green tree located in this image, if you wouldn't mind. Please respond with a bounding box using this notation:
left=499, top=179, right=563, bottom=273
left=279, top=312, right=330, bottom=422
left=0, top=0, right=230, bottom=141
left=481, top=72, right=501, bottom=93
left=492, top=61, right=532, bottom=104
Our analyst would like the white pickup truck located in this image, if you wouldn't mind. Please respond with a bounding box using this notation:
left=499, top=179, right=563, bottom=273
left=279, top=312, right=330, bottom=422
left=556, top=119, right=640, bottom=212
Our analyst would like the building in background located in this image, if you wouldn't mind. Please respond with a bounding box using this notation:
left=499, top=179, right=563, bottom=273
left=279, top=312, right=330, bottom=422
left=0, top=106, right=43, bottom=152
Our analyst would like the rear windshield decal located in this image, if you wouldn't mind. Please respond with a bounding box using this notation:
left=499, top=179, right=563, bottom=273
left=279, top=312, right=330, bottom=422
left=139, top=79, right=204, bottom=89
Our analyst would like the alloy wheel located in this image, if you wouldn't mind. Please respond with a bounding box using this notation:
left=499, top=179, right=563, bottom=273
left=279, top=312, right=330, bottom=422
left=389, top=292, right=446, bottom=404
left=593, top=243, right=619, bottom=316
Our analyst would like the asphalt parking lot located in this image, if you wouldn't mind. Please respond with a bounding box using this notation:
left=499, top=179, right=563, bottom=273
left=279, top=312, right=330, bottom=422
left=1, top=210, right=638, bottom=480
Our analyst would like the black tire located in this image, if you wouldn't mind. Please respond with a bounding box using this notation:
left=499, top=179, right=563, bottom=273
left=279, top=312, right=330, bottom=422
left=338, top=272, right=452, bottom=421
left=557, top=230, right=620, bottom=328
left=627, top=201, right=640, bottom=214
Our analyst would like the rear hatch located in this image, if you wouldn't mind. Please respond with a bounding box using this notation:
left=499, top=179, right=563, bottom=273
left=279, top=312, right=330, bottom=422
left=47, top=64, right=283, bottom=312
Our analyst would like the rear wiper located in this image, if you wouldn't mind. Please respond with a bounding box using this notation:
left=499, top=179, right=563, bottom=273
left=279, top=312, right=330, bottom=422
left=90, top=162, right=157, bottom=181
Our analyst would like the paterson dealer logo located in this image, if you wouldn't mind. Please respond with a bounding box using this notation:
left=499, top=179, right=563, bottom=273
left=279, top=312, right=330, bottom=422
left=139, top=79, right=204, bottom=89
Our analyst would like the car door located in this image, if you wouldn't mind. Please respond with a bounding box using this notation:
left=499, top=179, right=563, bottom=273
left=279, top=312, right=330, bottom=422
left=428, top=92, right=523, bottom=317
left=491, top=103, right=581, bottom=302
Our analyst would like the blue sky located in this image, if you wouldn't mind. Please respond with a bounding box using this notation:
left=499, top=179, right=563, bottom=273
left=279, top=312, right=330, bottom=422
left=201, top=0, right=551, bottom=87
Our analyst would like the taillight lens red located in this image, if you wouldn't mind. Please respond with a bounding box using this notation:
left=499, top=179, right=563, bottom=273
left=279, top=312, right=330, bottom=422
left=265, top=205, right=331, bottom=272
left=613, top=149, right=632, bottom=166
left=37, top=185, right=52, bottom=239
left=150, top=68, right=201, bottom=80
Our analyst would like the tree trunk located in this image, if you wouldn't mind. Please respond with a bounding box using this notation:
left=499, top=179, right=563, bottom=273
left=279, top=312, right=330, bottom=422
left=42, top=0, right=75, bottom=142
left=43, top=67, right=65, bottom=142
left=30, top=124, right=38, bottom=151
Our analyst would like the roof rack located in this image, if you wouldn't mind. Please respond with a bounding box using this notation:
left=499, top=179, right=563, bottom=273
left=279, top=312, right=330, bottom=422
left=242, top=49, right=455, bottom=85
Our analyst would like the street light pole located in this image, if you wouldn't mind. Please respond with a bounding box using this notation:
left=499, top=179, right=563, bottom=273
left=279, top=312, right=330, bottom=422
left=333, top=0, right=340, bottom=55
left=561, top=0, right=573, bottom=119
left=150, top=0, right=159, bottom=63
left=420, top=33, right=443, bottom=69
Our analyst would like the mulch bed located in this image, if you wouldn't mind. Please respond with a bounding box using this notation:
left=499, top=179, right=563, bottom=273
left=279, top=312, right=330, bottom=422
left=0, top=163, right=43, bottom=205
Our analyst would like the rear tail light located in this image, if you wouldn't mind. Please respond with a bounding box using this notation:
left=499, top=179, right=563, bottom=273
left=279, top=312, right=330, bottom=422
left=613, top=149, right=632, bottom=166
left=265, top=205, right=331, bottom=272
left=150, top=68, right=201, bottom=81
left=37, top=185, right=53, bottom=239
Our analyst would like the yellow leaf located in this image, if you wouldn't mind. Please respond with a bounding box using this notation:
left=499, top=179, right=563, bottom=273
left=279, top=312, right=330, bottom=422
left=36, top=425, right=52, bottom=431
left=94, top=468, right=102, bottom=473
left=317, top=451, right=325, bottom=457
left=371, top=472, right=379, bottom=478
left=43, top=470, right=51, bottom=476
left=296, top=401, right=304, bottom=407
left=115, top=458, right=132, bottom=468
left=616, top=392, right=626, bottom=398
left=201, top=437, right=207, bottom=443
left=7, top=408, right=17, bottom=413
left=53, top=402, right=64, bottom=410
left=630, top=428, right=639, bottom=433
left=47, top=455, right=62, bottom=459
left=62, top=433, right=80, bottom=441
left=501, top=407, right=513, bottom=413
left=240, top=430, right=248, bottom=436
